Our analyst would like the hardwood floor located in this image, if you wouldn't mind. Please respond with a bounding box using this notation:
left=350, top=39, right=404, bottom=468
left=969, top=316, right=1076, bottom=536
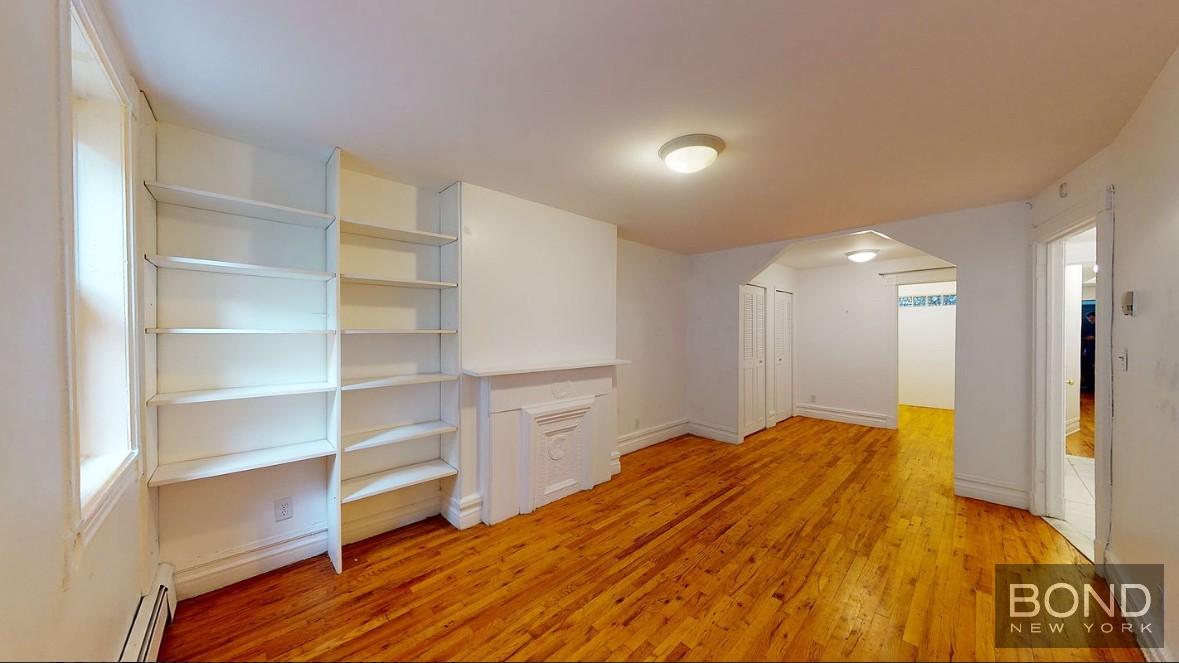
left=1067, top=391, right=1096, bottom=458
left=161, top=407, right=1141, bottom=661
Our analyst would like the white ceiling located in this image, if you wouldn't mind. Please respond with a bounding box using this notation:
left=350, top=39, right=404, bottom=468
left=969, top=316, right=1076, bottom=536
left=775, top=231, right=946, bottom=270
left=101, top=0, right=1179, bottom=254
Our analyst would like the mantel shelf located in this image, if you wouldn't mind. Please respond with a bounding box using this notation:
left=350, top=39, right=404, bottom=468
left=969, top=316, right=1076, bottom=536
left=341, top=219, right=457, bottom=246
left=463, top=359, right=631, bottom=378
left=341, top=459, right=457, bottom=503
left=340, top=273, right=457, bottom=289
left=148, top=328, right=335, bottom=335
left=147, top=255, right=336, bottom=281
left=149, top=439, right=335, bottom=487
left=342, top=420, right=457, bottom=454
left=148, top=381, right=336, bottom=406
left=341, top=373, right=458, bottom=392
left=145, top=181, right=336, bottom=229
left=342, top=328, right=456, bottom=335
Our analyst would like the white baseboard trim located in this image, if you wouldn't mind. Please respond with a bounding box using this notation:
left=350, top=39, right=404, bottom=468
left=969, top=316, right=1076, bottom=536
left=443, top=492, right=483, bottom=530
left=617, top=419, right=689, bottom=455
left=344, top=495, right=443, bottom=545
left=174, top=527, right=327, bottom=599
left=1066, top=415, right=1081, bottom=435
left=954, top=473, right=1029, bottom=509
left=609, top=449, right=621, bottom=475
left=687, top=420, right=739, bottom=444
left=793, top=403, right=894, bottom=428
left=1103, top=549, right=1171, bottom=662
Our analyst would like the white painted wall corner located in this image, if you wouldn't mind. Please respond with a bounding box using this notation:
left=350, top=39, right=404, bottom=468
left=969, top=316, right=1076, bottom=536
left=953, top=473, right=1029, bottom=509
left=687, top=421, right=740, bottom=444
left=617, top=419, right=690, bottom=455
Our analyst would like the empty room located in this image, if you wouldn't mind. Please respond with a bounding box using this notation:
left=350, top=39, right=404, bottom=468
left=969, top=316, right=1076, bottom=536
left=5, top=1, right=1179, bottom=661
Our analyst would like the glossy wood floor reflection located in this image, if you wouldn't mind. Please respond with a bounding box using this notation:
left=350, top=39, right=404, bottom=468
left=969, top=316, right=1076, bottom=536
left=1067, top=391, right=1096, bottom=458
left=161, top=407, right=1141, bottom=661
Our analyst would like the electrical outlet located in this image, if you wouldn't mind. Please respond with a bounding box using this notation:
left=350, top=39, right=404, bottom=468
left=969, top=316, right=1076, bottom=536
left=809, top=394, right=817, bottom=403
left=274, top=497, right=293, bottom=522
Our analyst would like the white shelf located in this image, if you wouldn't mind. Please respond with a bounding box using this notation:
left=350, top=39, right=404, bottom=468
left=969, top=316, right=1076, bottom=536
left=149, top=439, right=335, bottom=487
left=341, top=219, right=457, bottom=246
left=341, top=328, right=456, bottom=335
left=463, top=358, right=631, bottom=377
left=146, top=181, right=335, bottom=229
left=341, top=373, right=458, bottom=392
left=340, top=273, right=457, bottom=289
left=148, top=381, right=336, bottom=406
left=147, top=255, right=335, bottom=281
left=341, top=459, right=457, bottom=503
left=343, top=420, right=457, bottom=453
left=148, top=328, right=334, bottom=335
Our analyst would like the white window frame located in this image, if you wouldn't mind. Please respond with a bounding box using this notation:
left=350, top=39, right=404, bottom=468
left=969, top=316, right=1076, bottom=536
left=61, top=0, right=143, bottom=549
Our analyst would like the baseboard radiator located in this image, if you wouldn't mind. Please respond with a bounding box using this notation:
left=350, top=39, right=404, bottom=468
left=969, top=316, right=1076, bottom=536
left=119, top=564, right=176, bottom=662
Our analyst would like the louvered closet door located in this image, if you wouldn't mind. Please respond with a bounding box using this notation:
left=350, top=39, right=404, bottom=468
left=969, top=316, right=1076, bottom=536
left=742, top=284, right=767, bottom=434
left=774, top=290, right=793, bottom=423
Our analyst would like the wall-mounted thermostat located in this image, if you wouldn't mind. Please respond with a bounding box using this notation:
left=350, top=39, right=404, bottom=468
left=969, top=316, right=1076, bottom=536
left=1122, top=290, right=1135, bottom=316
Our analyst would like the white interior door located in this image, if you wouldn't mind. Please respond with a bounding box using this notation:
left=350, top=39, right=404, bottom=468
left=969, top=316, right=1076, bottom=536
left=773, top=290, right=793, bottom=424
left=1064, top=265, right=1082, bottom=436
left=742, top=284, right=767, bottom=434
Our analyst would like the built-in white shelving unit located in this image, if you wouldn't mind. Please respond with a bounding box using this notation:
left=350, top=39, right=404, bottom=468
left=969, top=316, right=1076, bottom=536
left=148, top=328, right=336, bottom=335
left=147, top=254, right=336, bottom=281
left=330, top=153, right=464, bottom=562
left=146, top=181, right=335, bottom=228
left=341, top=373, right=458, bottom=391
left=340, top=219, right=457, bottom=245
left=146, top=126, right=463, bottom=593
left=339, top=273, right=457, bottom=289
left=147, top=381, right=337, bottom=406
left=341, top=328, right=456, bottom=335
left=340, top=459, right=458, bottom=503
left=342, top=420, right=458, bottom=453
left=149, top=439, right=336, bottom=487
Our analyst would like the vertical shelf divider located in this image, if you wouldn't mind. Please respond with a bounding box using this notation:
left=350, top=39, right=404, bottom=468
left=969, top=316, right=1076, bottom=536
left=325, top=147, right=344, bottom=573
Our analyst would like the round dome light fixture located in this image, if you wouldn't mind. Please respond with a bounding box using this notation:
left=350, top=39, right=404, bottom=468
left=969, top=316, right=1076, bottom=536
left=845, top=249, right=879, bottom=263
left=659, top=134, right=726, bottom=173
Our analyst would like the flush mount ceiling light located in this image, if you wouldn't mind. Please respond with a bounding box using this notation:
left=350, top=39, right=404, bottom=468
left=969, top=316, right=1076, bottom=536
left=845, top=250, right=879, bottom=263
left=659, top=134, right=726, bottom=173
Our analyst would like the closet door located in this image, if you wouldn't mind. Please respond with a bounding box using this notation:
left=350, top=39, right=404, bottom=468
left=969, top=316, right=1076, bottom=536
left=774, top=290, right=793, bottom=423
left=742, top=284, right=767, bottom=434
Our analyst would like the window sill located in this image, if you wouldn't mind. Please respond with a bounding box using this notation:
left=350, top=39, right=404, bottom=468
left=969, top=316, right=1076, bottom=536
left=75, top=450, right=137, bottom=549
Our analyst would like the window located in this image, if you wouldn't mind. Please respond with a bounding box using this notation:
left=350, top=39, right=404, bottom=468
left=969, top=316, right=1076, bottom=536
left=69, top=8, right=135, bottom=515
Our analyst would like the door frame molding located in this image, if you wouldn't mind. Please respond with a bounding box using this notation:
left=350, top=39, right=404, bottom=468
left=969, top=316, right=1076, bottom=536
left=1030, top=187, right=1114, bottom=563
left=772, top=288, right=795, bottom=425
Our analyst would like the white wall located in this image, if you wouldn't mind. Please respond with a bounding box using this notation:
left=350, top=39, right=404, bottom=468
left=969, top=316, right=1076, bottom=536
left=1055, top=43, right=1179, bottom=657
left=685, top=241, right=789, bottom=442
left=0, top=1, right=153, bottom=659
left=792, top=256, right=943, bottom=428
left=460, top=184, right=617, bottom=369
left=886, top=202, right=1033, bottom=506
left=616, top=240, right=689, bottom=453
left=898, top=282, right=957, bottom=410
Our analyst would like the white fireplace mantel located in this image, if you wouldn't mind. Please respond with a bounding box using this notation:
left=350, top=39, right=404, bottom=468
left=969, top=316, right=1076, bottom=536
left=467, top=359, right=627, bottom=525
left=463, top=358, right=630, bottom=378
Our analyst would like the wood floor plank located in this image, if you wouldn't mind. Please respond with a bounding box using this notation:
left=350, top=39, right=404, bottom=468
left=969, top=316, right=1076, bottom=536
left=160, top=407, right=1142, bottom=661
